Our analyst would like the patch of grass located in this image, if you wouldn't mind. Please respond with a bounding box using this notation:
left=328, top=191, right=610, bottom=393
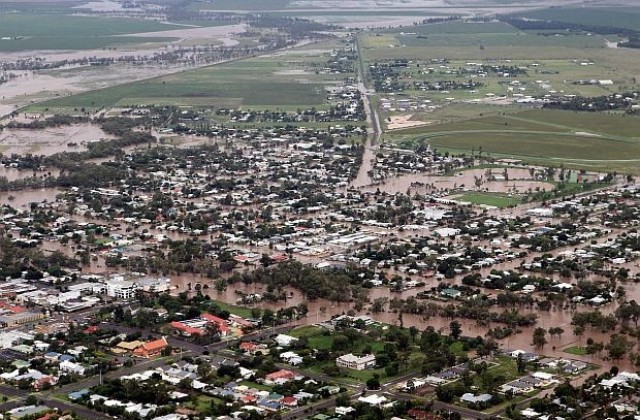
left=486, top=356, right=520, bottom=382
left=564, top=346, right=588, bottom=356
left=238, top=380, right=272, bottom=391
left=449, top=341, right=466, bottom=356
left=186, top=395, right=225, bottom=413
left=204, top=300, right=253, bottom=319
left=454, top=192, right=522, bottom=208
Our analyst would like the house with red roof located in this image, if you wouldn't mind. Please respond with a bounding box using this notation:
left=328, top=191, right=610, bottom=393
left=133, top=337, right=169, bottom=358
left=281, top=396, right=298, bottom=407
left=264, top=369, right=296, bottom=384
left=84, top=325, right=98, bottom=334
left=171, top=321, right=204, bottom=337
left=201, top=313, right=232, bottom=336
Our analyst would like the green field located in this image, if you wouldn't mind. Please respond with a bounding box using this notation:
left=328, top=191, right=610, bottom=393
left=203, top=299, right=254, bottom=319
left=385, top=109, right=640, bottom=173
left=564, top=346, right=588, bottom=356
left=453, top=192, right=522, bottom=208
left=0, top=15, right=188, bottom=51
left=31, top=44, right=350, bottom=112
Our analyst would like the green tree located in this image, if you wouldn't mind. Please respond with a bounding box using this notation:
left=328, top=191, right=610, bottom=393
left=532, top=327, right=547, bottom=349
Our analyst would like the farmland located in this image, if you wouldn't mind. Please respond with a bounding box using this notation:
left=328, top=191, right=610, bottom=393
left=0, top=14, right=185, bottom=51
left=361, top=18, right=640, bottom=173
left=384, top=109, right=640, bottom=172
left=30, top=40, right=355, bottom=113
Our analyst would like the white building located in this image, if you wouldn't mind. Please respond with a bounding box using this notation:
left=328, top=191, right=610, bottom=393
left=105, top=279, right=138, bottom=300
left=59, top=360, right=86, bottom=376
left=336, top=353, right=376, bottom=370
left=274, top=334, right=298, bottom=347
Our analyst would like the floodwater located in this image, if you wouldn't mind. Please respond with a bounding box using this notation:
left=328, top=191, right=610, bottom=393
left=168, top=271, right=639, bottom=371
left=0, top=124, right=114, bottom=156
left=0, top=187, right=62, bottom=208
left=357, top=167, right=555, bottom=195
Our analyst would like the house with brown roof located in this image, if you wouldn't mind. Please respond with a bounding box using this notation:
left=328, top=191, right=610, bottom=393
left=133, top=337, right=169, bottom=358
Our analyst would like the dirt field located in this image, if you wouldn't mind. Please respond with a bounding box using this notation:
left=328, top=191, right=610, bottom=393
left=386, top=114, right=431, bottom=130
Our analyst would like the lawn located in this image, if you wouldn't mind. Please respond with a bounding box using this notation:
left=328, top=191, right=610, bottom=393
left=484, top=356, right=520, bottom=383
left=239, top=380, right=272, bottom=391
left=186, top=395, right=225, bottom=413
left=454, top=192, right=522, bottom=208
left=288, top=325, right=386, bottom=354
left=564, top=346, right=588, bottom=356
left=203, top=299, right=254, bottom=319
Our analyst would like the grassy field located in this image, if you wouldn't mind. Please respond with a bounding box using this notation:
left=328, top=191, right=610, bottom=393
left=453, top=192, right=522, bottom=208
left=385, top=109, right=640, bottom=173
left=31, top=43, right=351, bottom=112
left=0, top=15, right=188, bottom=51
left=203, top=299, right=254, bottom=319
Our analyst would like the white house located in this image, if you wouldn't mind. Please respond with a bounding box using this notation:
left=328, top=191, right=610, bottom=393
left=59, top=360, right=86, bottom=376
left=274, top=334, right=298, bottom=347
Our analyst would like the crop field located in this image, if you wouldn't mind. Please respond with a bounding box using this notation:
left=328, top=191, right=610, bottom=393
left=0, top=15, right=188, bottom=51
left=385, top=109, right=640, bottom=173
left=30, top=43, right=352, bottom=112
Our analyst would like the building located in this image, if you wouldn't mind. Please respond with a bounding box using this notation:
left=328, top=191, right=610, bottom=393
left=336, top=353, right=376, bottom=370
left=105, top=279, right=137, bottom=300
left=461, top=393, right=492, bottom=404
left=133, top=337, right=169, bottom=358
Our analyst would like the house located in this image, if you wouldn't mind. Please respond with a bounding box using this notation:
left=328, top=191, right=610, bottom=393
left=133, top=337, right=169, bottom=358
left=115, top=340, right=144, bottom=353
left=274, top=334, right=298, bottom=347
left=281, top=396, right=298, bottom=407
left=200, top=313, right=232, bottom=336
left=460, top=393, right=492, bottom=404
left=264, top=369, right=296, bottom=385
left=336, top=353, right=376, bottom=370
left=358, top=394, right=388, bottom=406
left=68, top=389, right=90, bottom=401
left=441, top=288, right=462, bottom=299
left=239, top=342, right=268, bottom=355
left=280, top=351, right=304, bottom=366
left=336, top=406, right=356, bottom=416
left=59, top=360, right=86, bottom=376
left=171, top=321, right=204, bottom=337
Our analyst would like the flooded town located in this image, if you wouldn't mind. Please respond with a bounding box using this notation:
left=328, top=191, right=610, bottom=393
left=1, top=1, right=640, bottom=420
